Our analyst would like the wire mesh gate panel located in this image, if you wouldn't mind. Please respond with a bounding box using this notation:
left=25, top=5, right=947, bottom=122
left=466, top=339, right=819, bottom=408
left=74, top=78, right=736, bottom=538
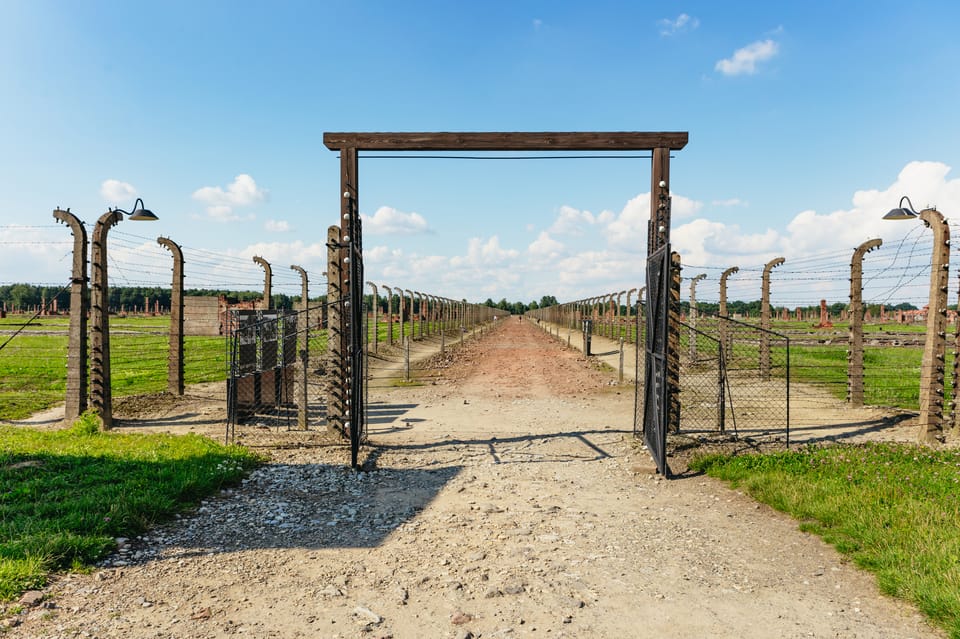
left=637, top=244, right=671, bottom=476
left=677, top=322, right=725, bottom=432
left=686, top=315, right=791, bottom=443
left=225, top=306, right=331, bottom=442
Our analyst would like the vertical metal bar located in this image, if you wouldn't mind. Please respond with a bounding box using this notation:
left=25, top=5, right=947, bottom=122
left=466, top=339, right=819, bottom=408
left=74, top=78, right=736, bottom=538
left=341, top=146, right=364, bottom=467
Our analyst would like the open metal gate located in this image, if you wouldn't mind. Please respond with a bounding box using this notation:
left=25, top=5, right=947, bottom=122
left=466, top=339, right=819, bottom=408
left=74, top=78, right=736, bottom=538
left=637, top=244, right=671, bottom=476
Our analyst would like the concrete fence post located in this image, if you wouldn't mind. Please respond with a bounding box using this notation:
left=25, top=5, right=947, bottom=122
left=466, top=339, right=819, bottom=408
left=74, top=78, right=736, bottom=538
left=53, top=209, right=89, bottom=420
left=847, top=240, right=882, bottom=407
left=689, top=273, right=706, bottom=361
left=326, top=226, right=345, bottom=434
left=917, top=210, right=950, bottom=444
left=90, top=210, right=123, bottom=429
left=760, top=257, right=785, bottom=381
left=253, top=256, right=273, bottom=309
left=157, top=237, right=185, bottom=395
left=719, top=266, right=739, bottom=360
left=367, top=282, right=379, bottom=353
left=291, top=264, right=310, bottom=429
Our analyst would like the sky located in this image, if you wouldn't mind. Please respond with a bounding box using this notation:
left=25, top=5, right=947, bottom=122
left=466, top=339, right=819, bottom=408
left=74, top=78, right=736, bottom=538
left=2, top=0, right=960, bottom=308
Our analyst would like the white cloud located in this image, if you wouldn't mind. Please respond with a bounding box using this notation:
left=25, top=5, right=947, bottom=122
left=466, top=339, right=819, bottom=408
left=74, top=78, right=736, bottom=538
left=548, top=204, right=612, bottom=236
left=100, top=179, right=137, bottom=203
left=604, top=192, right=704, bottom=250
left=264, top=219, right=291, bottom=232
left=528, top=231, right=565, bottom=259
left=193, top=174, right=266, bottom=221
left=659, top=13, right=699, bottom=36
left=715, top=39, right=779, bottom=76
left=450, top=236, right=519, bottom=267
left=670, top=160, right=960, bottom=271
left=362, top=206, right=430, bottom=235
left=711, top=197, right=746, bottom=207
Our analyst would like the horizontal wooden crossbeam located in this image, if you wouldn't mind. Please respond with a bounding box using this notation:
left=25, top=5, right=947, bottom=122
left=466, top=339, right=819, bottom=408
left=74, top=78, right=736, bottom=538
left=323, top=131, right=688, bottom=152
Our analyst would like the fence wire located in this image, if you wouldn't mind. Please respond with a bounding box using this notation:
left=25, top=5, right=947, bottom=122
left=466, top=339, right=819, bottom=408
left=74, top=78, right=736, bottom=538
left=225, top=304, right=331, bottom=442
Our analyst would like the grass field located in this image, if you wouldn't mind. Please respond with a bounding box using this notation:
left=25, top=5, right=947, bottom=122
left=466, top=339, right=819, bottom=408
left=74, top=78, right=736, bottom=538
left=0, top=316, right=227, bottom=420
left=0, top=314, right=939, bottom=420
left=693, top=443, right=960, bottom=639
left=0, top=412, right=261, bottom=600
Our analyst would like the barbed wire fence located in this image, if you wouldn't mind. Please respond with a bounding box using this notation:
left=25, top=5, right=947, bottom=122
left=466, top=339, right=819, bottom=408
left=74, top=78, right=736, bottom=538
left=6, top=217, right=960, bottom=445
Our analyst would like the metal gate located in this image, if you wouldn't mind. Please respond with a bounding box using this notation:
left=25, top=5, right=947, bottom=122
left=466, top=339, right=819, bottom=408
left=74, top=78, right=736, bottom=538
left=225, top=305, right=331, bottom=442
left=637, top=244, right=671, bottom=476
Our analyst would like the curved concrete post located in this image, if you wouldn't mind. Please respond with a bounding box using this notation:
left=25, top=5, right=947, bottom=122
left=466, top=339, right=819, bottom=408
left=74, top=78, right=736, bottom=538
left=290, top=264, right=310, bottom=428
left=625, top=287, right=638, bottom=343
left=253, top=256, right=273, bottom=309
left=158, top=237, right=185, bottom=395
left=366, top=281, right=378, bottom=353
left=719, top=266, right=739, bottom=318
left=689, top=273, right=706, bottom=360
left=415, top=291, right=424, bottom=339
left=917, top=210, right=950, bottom=443
left=382, top=285, right=394, bottom=345
left=53, top=208, right=89, bottom=420
left=90, top=209, right=123, bottom=429
left=719, top=266, right=739, bottom=359
left=847, top=240, right=882, bottom=407
left=404, top=289, right=415, bottom=341
left=290, top=265, right=309, bottom=311
left=760, top=257, right=785, bottom=380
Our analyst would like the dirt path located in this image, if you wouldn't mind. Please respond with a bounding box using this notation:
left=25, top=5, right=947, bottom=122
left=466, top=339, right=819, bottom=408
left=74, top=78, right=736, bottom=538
left=9, top=319, right=943, bottom=638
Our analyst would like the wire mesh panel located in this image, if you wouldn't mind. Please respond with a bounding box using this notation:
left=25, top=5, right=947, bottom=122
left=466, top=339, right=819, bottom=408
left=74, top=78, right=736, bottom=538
left=633, top=301, right=647, bottom=435
left=677, top=322, right=724, bottom=432
left=226, top=305, right=330, bottom=442
left=693, top=314, right=791, bottom=443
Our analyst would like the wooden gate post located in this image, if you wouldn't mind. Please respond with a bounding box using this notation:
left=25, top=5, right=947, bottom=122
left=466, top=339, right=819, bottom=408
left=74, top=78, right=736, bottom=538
left=847, top=239, right=882, bottom=407
left=326, top=225, right=344, bottom=434
left=53, top=209, right=89, bottom=420
left=669, top=251, right=682, bottom=432
left=157, top=237, right=185, bottom=395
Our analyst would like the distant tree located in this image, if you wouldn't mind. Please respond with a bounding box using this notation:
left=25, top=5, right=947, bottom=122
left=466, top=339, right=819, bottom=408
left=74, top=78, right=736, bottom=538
left=539, top=295, right=558, bottom=308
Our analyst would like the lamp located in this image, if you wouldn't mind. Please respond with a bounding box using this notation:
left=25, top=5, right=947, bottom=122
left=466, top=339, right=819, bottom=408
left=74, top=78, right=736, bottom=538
left=90, top=197, right=159, bottom=429
left=883, top=196, right=919, bottom=221
left=114, top=197, right=159, bottom=221
left=881, top=195, right=949, bottom=444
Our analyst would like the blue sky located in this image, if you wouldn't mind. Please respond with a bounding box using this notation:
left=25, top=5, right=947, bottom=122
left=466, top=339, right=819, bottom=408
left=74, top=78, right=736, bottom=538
left=3, top=1, right=960, bottom=306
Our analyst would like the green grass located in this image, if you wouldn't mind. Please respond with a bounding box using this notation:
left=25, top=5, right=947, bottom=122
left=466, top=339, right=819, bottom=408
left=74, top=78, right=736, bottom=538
left=692, top=443, right=960, bottom=639
left=0, top=316, right=230, bottom=420
left=0, top=411, right=261, bottom=600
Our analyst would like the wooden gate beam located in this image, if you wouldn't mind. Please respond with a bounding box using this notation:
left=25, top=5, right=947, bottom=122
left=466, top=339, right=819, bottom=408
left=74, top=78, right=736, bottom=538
left=324, top=131, right=687, bottom=151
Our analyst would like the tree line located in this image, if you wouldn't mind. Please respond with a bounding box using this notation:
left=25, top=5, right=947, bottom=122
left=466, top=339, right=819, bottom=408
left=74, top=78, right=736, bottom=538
left=0, top=284, right=292, bottom=313
left=0, top=283, right=919, bottom=316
